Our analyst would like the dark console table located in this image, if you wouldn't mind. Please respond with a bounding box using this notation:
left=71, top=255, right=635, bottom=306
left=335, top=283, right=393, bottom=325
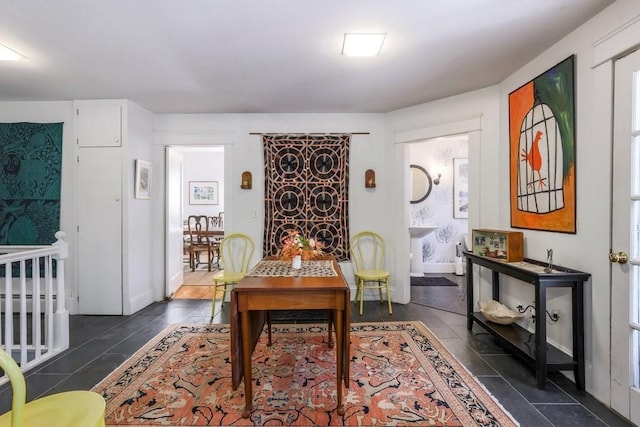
left=464, top=252, right=590, bottom=389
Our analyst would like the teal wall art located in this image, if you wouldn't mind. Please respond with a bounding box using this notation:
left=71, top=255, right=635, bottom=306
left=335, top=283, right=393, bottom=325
left=0, top=122, right=63, bottom=245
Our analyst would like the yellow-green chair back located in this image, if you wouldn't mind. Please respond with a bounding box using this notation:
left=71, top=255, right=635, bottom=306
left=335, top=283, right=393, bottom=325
left=350, top=231, right=392, bottom=315
left=0, top=349, right=106, bottom=427
left=211, top=233, right=255, bottom=317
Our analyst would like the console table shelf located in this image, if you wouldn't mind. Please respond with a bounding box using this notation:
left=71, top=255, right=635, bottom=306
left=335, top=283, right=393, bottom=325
left=464, top=252, right=591, bottom=390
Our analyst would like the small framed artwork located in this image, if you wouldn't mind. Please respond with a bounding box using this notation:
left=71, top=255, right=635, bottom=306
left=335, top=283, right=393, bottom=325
left=134, top=160, right=152, bottom=200
left=453, top=158, right=468, bottom=218
left=189, top=181, right=218, bottom=205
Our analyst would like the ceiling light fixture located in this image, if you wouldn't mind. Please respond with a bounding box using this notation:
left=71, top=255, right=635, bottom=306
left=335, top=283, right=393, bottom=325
left=0, top=43, right=24, bottom=61
left=342, top=33, right=386, bottom=57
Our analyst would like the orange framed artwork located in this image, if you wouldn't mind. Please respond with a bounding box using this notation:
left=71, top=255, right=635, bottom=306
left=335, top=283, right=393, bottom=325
left=509, top=55, right=576, bottom=233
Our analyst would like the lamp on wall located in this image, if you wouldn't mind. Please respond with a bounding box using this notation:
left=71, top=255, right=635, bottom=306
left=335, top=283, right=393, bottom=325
left=365, top=169, right=376, bottom=188
left=241, top=171, right=252, bottom=189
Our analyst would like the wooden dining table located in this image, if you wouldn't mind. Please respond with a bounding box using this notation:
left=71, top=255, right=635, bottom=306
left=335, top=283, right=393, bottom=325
left=230, top=255, right=351, bottom=418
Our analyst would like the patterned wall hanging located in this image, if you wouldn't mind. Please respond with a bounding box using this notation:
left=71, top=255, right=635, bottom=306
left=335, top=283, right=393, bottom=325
left=0, top=122, right=63, bottom=245
left=263, top=134, right=350, bottom=261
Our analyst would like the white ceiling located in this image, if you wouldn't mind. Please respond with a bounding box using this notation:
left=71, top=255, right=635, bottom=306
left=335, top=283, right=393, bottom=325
left=0, top=0, right=614, bottom=114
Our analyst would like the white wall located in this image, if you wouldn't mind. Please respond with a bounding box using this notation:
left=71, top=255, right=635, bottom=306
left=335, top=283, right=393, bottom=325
left=387, top=85, right=501, bottom=233
left=123, top=101, right=155, bottom=314
left=0, top=100, right=156, bottom=315
left=495, top=0, right=640, bottom=404
left=153, top=114, right=388, bottom=295
left=182, top=150, right=224, bottom=220
left=386, top=86, right=501, bottom=303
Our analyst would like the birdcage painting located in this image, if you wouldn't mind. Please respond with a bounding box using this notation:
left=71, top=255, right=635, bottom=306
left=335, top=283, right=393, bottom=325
left=509, top=55, right=576, bottom=234
left=517, top=100, right=564, bottom=214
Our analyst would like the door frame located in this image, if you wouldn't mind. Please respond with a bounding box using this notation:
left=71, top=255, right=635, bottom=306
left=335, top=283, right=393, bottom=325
left=610, top=46, right=640, bottom=423
left=393, top=117, right=482, bottom=304
left=165, top=147, right=184, bottom=297
left=163, top=144, right=228, bottom=298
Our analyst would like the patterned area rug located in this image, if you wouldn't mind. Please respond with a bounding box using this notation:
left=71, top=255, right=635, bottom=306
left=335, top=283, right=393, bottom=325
left=93, top=322, right=518, bottom=426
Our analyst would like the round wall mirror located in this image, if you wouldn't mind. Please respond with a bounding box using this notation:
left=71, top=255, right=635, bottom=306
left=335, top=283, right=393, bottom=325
left=410, top=164, right=432, bottom=204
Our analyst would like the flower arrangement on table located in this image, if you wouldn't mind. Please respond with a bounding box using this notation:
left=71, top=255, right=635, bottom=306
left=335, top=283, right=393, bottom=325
left=278, top=230, right=324, bottom=261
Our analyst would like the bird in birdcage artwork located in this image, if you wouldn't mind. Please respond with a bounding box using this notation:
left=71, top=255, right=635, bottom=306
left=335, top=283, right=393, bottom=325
left=518, top=105, right=564, bottom=213
left=509, top=55, right=576, bottom=234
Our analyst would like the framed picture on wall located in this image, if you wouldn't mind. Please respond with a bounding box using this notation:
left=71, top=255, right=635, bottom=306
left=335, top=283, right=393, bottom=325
left=508, top=55, right=576, bottom=233
left=134, top=159, right=152, bottom=200
left=189, top=181, right=218, bottom=205
left=453, top=158, right=468, bottom=218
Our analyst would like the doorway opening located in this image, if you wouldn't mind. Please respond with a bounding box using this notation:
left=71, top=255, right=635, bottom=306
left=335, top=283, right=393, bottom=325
left=408, top=133, right=469, bottom=315
left=166, top=145, right=225, bottom=300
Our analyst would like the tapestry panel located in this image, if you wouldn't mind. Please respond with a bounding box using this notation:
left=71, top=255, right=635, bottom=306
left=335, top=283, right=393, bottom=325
left=0, top=122, right=63, bottom=245
left=263, top=135, right=350, bottom=262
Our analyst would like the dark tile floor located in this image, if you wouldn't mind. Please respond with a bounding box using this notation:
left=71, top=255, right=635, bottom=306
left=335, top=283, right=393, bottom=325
left=0, top=289, right=632, bottom=426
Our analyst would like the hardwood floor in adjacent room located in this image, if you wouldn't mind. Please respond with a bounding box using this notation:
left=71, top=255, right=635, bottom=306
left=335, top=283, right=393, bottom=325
left=172, top=285, right=213, bottom=299
left=174, top=254, right=219, bottom=298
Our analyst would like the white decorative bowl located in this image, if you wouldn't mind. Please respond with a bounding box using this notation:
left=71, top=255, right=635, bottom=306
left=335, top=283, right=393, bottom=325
left=478, top=300, right=523, bottom=325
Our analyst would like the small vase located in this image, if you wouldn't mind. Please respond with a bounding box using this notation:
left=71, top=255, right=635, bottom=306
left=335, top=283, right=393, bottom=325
left=292, top=255, right=302, bottom=269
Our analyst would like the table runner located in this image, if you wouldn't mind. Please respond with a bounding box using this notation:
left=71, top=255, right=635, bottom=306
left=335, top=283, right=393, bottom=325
left=247, top=260, right=337, bottom=277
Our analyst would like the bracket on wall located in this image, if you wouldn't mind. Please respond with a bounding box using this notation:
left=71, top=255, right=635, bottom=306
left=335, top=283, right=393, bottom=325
left=241, top=171, right=252, bottom=189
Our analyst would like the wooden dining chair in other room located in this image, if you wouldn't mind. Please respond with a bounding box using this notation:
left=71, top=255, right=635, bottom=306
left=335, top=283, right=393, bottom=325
left=187, top=215, right=215, bottom=271
left=211, top=233, right=254, bottom=317
left=207, top=216, right=224, bottom=268
left=208, top=216, right=220, bottom=229
left=350, top=230, right=393, bottom=315
left=0, top=349, right=106, bottom=427
left=217, top=211, right=224, bottom=229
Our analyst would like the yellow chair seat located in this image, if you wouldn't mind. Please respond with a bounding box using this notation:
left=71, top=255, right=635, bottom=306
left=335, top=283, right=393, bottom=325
left=355, top=270, right=390, bottom=280
left=0, top=391, right=105, bottom=427
left=213, top=271, right=246, bottom=284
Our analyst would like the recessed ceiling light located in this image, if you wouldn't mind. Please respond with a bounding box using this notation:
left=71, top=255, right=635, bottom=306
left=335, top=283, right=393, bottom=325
left=342, top=33, right=386, bottom=57
left=0, top=43, right=24, bottom=61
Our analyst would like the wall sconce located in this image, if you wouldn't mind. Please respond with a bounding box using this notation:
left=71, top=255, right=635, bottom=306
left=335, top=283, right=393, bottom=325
left=241, top=171, right=252, bottom=189
left=365, top=169, right=376, bottom=188
left=433, top=173, right=442, bottom=185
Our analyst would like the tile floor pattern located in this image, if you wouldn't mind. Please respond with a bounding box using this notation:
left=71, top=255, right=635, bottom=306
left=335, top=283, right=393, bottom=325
left=0, top=291, right=632, bottom=426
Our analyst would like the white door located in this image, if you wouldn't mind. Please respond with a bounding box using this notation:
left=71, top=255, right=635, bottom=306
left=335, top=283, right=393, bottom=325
left=165, top=147, right=184, bottom=297
left=78, top=147, right=123, bottom=314
left=611, top=48, right=640, bottom=424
